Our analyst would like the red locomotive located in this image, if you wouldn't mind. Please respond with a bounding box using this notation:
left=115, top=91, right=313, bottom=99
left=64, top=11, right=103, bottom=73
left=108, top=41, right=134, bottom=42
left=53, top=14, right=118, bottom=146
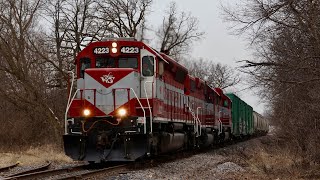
left=64, top=38, right=235, bottom=162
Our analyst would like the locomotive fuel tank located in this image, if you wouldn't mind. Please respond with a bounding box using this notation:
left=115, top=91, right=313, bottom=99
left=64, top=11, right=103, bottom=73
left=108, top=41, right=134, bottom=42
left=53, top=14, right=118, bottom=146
left=203, top=133, right=214, bottom=147
left=159, top=132, right=186, bottom=153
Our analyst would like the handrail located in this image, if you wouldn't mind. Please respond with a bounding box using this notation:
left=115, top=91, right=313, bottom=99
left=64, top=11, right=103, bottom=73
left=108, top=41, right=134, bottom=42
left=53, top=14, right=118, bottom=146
left=66, top=71, right=74, bottom=110
left=65, top=88, right=96, bottom=134
left=130, top=88, right=147, bottom=134
left=218, top=111, right=223, bottom=134
left=65, top=71, right=75, bottom=135
left=144, top=81, right=154, bottom=133
left=196, top=107, right=202, bottom=136
left=187, top=105, right=199, bottom=137
left=218, top=119, right=223, bottom=134
left=65, top=89, right=80, bottom=134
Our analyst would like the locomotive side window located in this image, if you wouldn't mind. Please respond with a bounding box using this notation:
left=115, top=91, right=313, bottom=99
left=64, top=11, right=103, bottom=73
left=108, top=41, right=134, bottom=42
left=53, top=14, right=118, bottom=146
left=96, top=57, right=115, bottom=68
left=175, top=69, right=187, bottom=83
left=216, top=96, right=221, bottom=105
left=142, top=56, right=154, bottom=76
left=190, top=80, right=196, bottom=92
left=119, top=57, right=138, bottom=68
left=159, top=61, right=164, bottom=76
left=80, top=58, right=91, bottom=78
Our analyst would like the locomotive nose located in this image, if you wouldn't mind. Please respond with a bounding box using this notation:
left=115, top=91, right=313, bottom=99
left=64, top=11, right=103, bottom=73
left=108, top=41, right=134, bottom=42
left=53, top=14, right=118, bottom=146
left=82, top=68, right=140, bottom=117
left=85, top=68, right=137, bottom=88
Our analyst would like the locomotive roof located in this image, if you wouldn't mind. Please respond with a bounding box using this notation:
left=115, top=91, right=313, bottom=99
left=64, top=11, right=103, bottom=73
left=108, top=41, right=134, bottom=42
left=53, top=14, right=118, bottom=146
left=213, top=88, right=221, bottom=96
left=159, top=52, right=188, bottom=72
left=215, top=88, right=232, bottom=102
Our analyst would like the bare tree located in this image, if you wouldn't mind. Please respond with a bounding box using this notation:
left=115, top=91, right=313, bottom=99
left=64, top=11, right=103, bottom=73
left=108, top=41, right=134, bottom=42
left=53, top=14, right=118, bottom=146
left=0, top=0, right=62, bottom=147
left=97, top=0, right=152, bottom=39
left=59, top=0, right=101, bottom=55
left=44, top=0, right=70, bottom=89
left=41, top=0, right=111, bottom=89
left=223, top=0, right=320, bottom=163
left=207, top=63, right=241, bottom=89
left=186, top=58, right=240, bottom=89
left=156, top=2, right=204, bottom=60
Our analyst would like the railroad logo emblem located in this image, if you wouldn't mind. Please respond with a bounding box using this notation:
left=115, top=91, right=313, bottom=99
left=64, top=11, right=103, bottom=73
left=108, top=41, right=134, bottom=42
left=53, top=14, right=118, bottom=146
left=101, top=73, right=115, bottom=84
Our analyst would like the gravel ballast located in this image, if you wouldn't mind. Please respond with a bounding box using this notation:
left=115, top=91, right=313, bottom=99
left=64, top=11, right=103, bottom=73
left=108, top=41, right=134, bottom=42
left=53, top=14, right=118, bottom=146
left=1, top=136, right=285, bottom=180
left=104, top=153, right=248, bottom=180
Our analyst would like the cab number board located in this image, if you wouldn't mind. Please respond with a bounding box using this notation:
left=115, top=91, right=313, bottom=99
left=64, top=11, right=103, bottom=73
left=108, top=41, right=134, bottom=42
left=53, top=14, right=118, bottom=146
left=121, top=46, right=139, bottom=54
left=93, top=47, right=109, bottom=54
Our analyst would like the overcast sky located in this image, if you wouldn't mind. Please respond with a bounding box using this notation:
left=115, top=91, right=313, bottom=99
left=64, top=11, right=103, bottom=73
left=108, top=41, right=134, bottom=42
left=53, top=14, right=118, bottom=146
left=149, top=0, right=266, bottom=114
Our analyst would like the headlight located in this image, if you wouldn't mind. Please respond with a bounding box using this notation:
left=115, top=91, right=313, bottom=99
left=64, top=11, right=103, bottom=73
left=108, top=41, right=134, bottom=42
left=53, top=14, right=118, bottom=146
left=118, top=108, right=127, bottom=117
left=83, top=109, right=91, bottom=116
left=111, top=47, right=117, bottom=53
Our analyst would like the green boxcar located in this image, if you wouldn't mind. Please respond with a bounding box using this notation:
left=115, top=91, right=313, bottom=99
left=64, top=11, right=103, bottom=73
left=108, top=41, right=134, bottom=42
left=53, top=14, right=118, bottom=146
left=226, top=93, right=253, bottom=137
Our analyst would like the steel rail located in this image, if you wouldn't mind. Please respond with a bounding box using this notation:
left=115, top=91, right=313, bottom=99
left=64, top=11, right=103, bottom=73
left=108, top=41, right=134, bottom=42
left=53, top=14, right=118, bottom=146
left=0, top=163, right=19, bottom=172
left=3, top=164, right=86, bottom=180
left=55, top=164, right=128, bottom=180
left=4, top=162, right=51, bottom=178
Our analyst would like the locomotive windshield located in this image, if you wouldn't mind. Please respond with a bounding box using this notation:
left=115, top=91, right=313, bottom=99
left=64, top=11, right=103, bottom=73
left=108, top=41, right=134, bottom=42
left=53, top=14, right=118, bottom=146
left=119, top=57, right=138, bottom=68
left=96, top=57, right=115, bottom=68
left=95, top=57, right=138, bottom=69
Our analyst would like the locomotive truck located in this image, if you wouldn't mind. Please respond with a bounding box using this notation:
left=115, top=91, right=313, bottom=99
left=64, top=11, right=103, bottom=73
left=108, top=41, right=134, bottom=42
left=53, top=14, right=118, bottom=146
left=63, top=38, right=268, bottom=162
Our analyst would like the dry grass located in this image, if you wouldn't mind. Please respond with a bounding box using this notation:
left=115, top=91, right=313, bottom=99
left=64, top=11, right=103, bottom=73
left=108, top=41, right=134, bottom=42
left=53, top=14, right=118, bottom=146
left=216, top=135, right=319, bottom=179
left=246, top=147, right=299, bottom=178
left=0, top=144, right=73, bottom=167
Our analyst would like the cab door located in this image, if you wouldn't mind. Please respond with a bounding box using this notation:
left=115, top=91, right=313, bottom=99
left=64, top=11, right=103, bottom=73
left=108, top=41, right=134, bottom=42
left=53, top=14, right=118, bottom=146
left=140, top=49, right=155, bottom=98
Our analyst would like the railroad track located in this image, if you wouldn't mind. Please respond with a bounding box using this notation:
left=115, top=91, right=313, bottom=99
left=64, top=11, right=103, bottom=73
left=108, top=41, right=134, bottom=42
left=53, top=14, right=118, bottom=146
left=0, top=162, right=129, bottom=180
left=0, top=163, right=19, bottom=173
left=54, top=164, right=128, bottom=180
left=0, top=138, right=255, bottom=180
left=0, top=157, right=182, bottom=180
left=4, top=161, right=51, bottom=179
left=3, top=164, right=85, bottom=180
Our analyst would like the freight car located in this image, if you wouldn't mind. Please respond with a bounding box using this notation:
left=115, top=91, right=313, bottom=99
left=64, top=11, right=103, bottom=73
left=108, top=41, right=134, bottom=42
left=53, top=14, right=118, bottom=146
left=253, top=111, right=269, bottom=135
left=63, top=38, right=267, bottom=162
left=226, top=93, right=254, bottom=138
left=226, top=93, right=269, bottom=137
